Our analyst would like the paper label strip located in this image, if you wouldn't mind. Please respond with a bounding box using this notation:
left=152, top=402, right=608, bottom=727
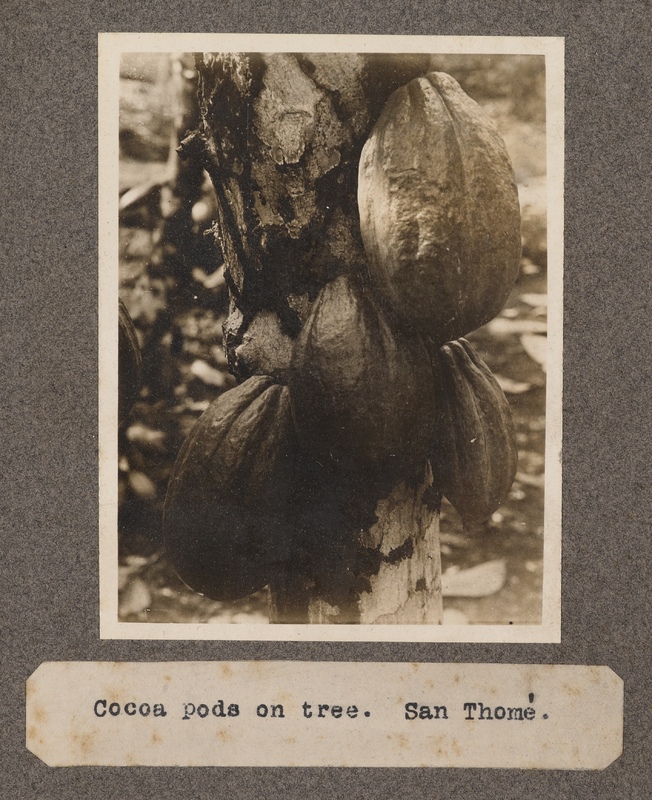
left=26, top=661, right=622, bottom=769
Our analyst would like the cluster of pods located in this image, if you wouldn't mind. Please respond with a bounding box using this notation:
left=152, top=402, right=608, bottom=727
left=163, top=72, right=522, bottom=601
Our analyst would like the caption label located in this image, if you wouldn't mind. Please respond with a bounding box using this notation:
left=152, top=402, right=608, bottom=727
left=26, top=661, right=622, bottom=769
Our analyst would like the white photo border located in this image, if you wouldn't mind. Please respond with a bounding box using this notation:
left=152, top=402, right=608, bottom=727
left=99, top=33, right=564, bottom=642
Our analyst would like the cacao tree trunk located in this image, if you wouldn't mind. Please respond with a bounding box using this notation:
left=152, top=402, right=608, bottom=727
left=191, top=53, right=442, bottom=624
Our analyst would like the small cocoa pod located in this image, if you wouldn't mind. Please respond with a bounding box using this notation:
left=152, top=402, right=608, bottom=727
left=164, top=375, right=296, bottom=600
left=289, top=274, right=436, bottom=478
left=432, top=338, right=518, bottom=524
left=118, top=298, right=142, bottom=423
left=358, top=71, right=521, bottom=344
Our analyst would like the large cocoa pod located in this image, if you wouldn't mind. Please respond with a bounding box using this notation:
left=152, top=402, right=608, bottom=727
left=432, top=339, right=518, bottom=524
left=164, top=376, right=296, bottom=600
left=118, top=298, right=142, bottom=424
left=289, top=274, right=436, bottom=477
left=358, top=71, right=521, bottom=344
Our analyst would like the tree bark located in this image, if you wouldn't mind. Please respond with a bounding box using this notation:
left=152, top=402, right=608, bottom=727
left=193, top=52, right=442, bottom=625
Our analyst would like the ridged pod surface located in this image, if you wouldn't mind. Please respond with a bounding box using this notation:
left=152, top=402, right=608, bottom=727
left=118, top=299, right=142, bottom=424
left=433, top=338, right=518, bottom=524
left=358, top=71, right=521, bottom=344
left=289, top=275, right=436, bottom=477
left=164, top=376, right=296, bottom=600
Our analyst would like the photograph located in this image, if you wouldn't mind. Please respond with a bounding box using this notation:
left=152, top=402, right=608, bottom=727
left=100, top=34, right=563, bottom=641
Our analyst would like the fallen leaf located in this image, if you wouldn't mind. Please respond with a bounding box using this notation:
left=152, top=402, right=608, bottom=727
left=192, top=265, right=225, bottom=290
left=118, top=179, right=161, bottom=212
left=123, top=554, right=153, bottom=568
left=191, top=199, right=213, bottom=225
left=442, top=559, right=507, bottom=598
left=228, top=612, right=270, bottom=624
left=118, top=566, right=131, bottom=592
left=186, top=400, right=211, bottom=413
left=119, top=577, right=151, bottom=617
left=520, top=258, right=541, bottom=276
left=486, top=318, right=547, bottom=336
left=128, top=470, right=157, bottom=501
left=515, top=471, right=545, bottom=489
left=521, top=333, right=548, bottom=372
left=210, top=345, right=228, bottom=366
left=520, top=293, right=548, bottom=308
left=494, top=374, right=533, bottom=395
left=442, top=608, right=470, bottom=625
left=126, top=422, right=167, bottom=450
left=189, top=359, right=227, bottom=387
left=440, top=532, right=472, bottom=549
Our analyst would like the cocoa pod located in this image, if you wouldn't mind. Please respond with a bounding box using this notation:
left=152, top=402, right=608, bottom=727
left=118, top=298, right=142, bottom=423
left=358, top=71, right=521, bottom=344
left=289, top=274, right=436, bottom=478
left=163, top=375, right=297, bottom=600
left=432, top=338, right=518, bottom=524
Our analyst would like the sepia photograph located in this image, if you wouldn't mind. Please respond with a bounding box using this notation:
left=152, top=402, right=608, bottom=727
left=100, top=34, right=563, bottom=641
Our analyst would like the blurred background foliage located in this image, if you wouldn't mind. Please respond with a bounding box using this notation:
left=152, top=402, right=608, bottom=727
left=117, top=53, right=548, bottom=625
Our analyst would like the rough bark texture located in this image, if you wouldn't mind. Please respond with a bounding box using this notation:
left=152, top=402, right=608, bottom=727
left=194, top=53, right=442, bottom=624
left=267, top=463, right=442, bottom=625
